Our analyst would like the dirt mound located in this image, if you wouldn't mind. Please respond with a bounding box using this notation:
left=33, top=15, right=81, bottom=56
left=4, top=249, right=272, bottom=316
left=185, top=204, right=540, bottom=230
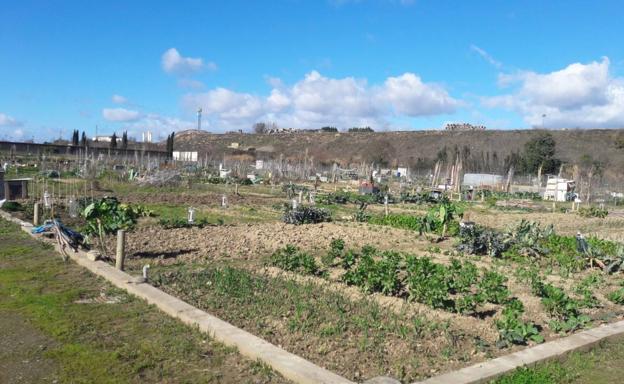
left=121, top=222, right=428, bottom=266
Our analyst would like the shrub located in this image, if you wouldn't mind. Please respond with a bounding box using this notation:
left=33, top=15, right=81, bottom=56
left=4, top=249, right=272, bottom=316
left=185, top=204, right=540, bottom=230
left=0, top=201, right=22, bottom=212
left=607, top=287, right=624, bottom=305
left=282, top=206, right=331, bottom=225
left=578, top=206, right=608, bottom=218
left=322, top=238, right=345, bottom=267
left=270, top=244, right=322, bottom=276
left=342, top=249, right=403, bottom=295
left=538, top=283, right=590, bottom=333
left=496, top=298, right=544, bottom=348
left=477, top=271, right=510, bottom=304
left=457, top=224, right=510, bottom=257
left=446, top=259, right=478, bottom=294
left=368, top=213, right=426, bottom=232
left=159, top=217, right=211, bottom=229
left=405, top=256, right=450, bottom=309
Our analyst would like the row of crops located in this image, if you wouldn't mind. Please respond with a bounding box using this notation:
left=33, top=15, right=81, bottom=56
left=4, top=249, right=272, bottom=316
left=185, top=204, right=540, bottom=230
left=269, top=227, right=624, bottom=348
left=457, top=220, right=624, bottom=274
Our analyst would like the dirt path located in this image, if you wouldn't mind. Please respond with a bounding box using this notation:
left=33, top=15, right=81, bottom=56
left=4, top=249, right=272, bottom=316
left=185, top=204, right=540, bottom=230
left=0, top=313, right=59, bottom=384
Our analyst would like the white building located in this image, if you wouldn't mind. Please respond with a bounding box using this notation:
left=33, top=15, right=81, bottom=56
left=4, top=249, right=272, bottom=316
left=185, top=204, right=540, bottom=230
left=173, top=151, right=198, bottom=162
left=93, top=136, right=113, bottom=142
left=544, top=176, right=576, bottom=202
left=141, top=131, right=153, bottom=143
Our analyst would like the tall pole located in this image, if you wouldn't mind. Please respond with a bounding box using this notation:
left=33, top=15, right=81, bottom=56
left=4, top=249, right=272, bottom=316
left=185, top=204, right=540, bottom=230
left=197, top=108, right=202, bottom=131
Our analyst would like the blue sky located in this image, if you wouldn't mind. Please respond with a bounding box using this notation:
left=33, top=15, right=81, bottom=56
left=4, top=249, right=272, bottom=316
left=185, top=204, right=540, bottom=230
left=1, top=0, right=623, bottom=141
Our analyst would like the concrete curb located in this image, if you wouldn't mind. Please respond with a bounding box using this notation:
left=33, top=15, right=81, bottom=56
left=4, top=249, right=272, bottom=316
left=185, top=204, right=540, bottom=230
left=0, top=211, right=354, bottom=384
left=411, top=317, right=624, bottom=384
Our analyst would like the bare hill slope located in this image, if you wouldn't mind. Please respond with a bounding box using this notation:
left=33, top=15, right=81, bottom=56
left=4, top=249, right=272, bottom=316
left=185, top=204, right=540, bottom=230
left=172, top=129, right=624, bottom=181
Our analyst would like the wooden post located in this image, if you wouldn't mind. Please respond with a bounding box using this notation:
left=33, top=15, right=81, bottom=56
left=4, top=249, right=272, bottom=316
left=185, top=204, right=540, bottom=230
left=384, top=195, right=389, bottom=217
left=33, top=202, right=40, bottom=226
left=115, top=230, right=125, bottom=271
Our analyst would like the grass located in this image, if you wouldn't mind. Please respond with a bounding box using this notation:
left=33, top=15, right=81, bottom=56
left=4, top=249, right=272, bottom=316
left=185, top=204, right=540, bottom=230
left=151, top=263, right=477, bottom=382
left=494, top=337, right=624, bottom=383
left=0, top=217, right=287, bottom=384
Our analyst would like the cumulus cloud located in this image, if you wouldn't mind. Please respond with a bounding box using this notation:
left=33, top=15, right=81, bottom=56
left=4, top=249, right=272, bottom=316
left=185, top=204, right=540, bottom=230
left=483, top=57, right=624, bottom=128
left=0, top=113, right=23, bottom=127
left=112, top=94, right=128, bottom=104
left=161, top=48, right=216, bottom=74
left=102, top=108, right=141, bottom=122
left=379, top=73, right=459, bottom=116
left=182, top=71, right=458, bottom=131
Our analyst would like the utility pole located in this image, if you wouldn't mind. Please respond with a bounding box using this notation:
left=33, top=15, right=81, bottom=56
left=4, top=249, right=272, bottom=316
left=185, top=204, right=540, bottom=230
left=197, top=108, right=202, bottom=130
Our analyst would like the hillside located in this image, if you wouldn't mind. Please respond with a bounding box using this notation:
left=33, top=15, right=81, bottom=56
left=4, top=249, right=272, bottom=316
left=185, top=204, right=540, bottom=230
left=172, top=129, right=624, bottom=182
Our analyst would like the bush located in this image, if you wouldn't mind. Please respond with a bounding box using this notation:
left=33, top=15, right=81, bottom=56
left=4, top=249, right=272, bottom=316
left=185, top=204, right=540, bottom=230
left=322, top=238, right=345, bottom=267
left=538, top=283, right=590, bottom=333
left=607, top=287, right=624, bottom=305
left=578, top=206, right=608, bottom=218
left=405, top=256, right=450, bottom=309
left=496, top=298, right=543, bottom=348
left=478, top=270, right=510, bottom=304
left=446, top=259, right=478, bottom=294
left=341, top=248, right=403, bottom=296
left=159, top=217, right=211, bottom=229
left=369, top=213, right=426, bottom=232
left=282, top=206, right=331, bottom=225
left=0, top=201, right=22, bottom=212
left=270, top=245, right=322, bottom=276
left=457, top=224, right=509, bottom=257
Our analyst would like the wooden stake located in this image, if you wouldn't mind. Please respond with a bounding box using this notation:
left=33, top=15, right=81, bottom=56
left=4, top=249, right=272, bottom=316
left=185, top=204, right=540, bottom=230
left=33, top=203, right=40, bottom=226
left=115, top=230, right=126, bottom=271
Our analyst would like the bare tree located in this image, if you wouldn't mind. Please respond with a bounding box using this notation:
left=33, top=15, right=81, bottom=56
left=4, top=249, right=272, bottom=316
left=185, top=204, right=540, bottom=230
left=253, top=122, right=268, bottom=134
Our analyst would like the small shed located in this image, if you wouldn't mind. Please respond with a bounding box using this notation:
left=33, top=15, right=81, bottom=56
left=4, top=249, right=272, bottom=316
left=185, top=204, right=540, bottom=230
left=359, top=181, right=380, bottom=195
left=544, top=177, right=576, bottom=202
left=4, top=178, right=31, bottom=200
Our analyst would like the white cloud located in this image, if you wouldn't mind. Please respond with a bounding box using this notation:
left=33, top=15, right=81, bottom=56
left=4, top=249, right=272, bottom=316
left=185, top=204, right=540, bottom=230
left=102, top=108, right=141, bottom=122
left=483, top=57, right=624, bottom=128
left=161, top=48, right=216, bottom=74
left=0, top=113, right=23, bottom=127
left=112, top=94, right=128, bottom=104
left=182, top=70, right=459, bottom=131
left=120, top=113, right=196, bottom=139
left=378, top=73, right=459, bottom=116
left=177, top=78, right=205, bottom=89
left=470, top=44, right=502, bottom=69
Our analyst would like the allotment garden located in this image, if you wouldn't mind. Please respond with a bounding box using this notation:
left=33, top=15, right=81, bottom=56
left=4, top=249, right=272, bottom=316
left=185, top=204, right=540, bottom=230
left=3, top=169, right=624, bottom=383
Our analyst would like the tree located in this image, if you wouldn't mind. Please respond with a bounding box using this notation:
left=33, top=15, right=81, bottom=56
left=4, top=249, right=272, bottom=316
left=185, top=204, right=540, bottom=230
left=253, top=122, right=268, bottom=134
left=110, top=133, right=117, bottom=149
left=81, top=131, right=87, bottom=147
left=348, top=127, right=374, bottom=132
left=521, top=132, right=561, bottom=174
left=321, top=126, right=338, bottom=132
left=165, top=132, right=175, bottom=158
left=121, top=131, right=128, bottom=149
left=71, top=130, right=79, bottom=146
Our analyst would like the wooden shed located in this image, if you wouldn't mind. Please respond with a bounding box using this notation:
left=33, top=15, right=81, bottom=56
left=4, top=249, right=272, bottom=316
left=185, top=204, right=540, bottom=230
left=3, top=178, right=30, bottom=200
